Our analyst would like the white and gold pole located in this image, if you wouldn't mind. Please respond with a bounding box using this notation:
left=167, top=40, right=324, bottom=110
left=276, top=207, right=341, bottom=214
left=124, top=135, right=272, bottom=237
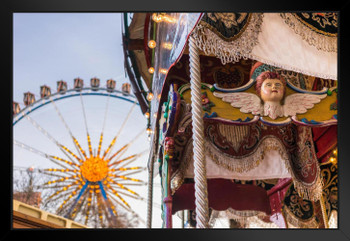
left=188, top=34, right=210, bottom=228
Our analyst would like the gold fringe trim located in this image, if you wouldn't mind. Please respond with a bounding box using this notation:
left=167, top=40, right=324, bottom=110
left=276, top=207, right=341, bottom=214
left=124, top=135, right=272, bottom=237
left=205, top=136, right=290, bottom=173
left=281, top=126, right=323, bottom=202
left=170, top=123, right=323, bottom=202
left=170, top=138, right=194, bottom=195
left=192, top=13, right=264, bottom=65
left=209, top=208, right=268, bottom=227
left=280, top=13, right=337, bottom=53
left=282, top=206, right=318, bottom=228
left=225, top=208, right=267, bottom=223
left=170, top=136, right=290, bottom=194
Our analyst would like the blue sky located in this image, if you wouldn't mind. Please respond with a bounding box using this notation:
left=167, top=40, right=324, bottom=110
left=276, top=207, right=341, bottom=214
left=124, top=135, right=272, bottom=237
left=13, top=13, right=128, bottom=103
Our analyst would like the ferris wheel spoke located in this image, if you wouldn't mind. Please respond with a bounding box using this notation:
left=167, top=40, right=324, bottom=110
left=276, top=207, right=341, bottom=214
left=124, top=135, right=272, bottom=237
left=78, top=93, right=94, bottom=159
left=49, top=96, right=85, bottom=160
left=44, top=174, right=81, bottom=187
left=107, top=178, right=140, bottom=197
left=14, top=139, right=72, bottom=169
left=112, top=182, right=146, bottom=186
left=71, top=194, right=88, bottom=220
left=108, top=187, right=143, bottom=202
left=39, top=172, right=75, bottom=181
left=17, top=112, right=81, bottom=166
left=56, top=185, right=81, bottom=212
left=103, top=101, right=137, bottom=160
left=108, top=149, right=148, bottom=167
left=84, top=190, right=93, bottom=225
left=43, top=168, right=79, bottom=174
left=70, top=137, right=88, bottom=161
left=107, top=129, right=146, bottom=162
left=47, top=179, right=81, bottom=199
left=97, top=133, right=104, bottom=157
left=106, top=190, right=133, bottom=212
left=96, top=192, right=107, bottom=227
left=39, top=183, right=78, bottom=190
left=115, top=166, right=146, bottom=172
left=60, top=143, right=82, bottom=163
left=64, top=181, right=89, bottom=218
left=14, top=139, right=48, bottom=158
left=48, top=155, right=80, bottom=169
left=106, top=187, right=132, bottom=209
left=110, top=168, right=146, bottom=178
left=113, top=175, right=144, bottom=183
left=98, top=181, right=117, bottom=219
left=96, top=93, right=112, bottom=158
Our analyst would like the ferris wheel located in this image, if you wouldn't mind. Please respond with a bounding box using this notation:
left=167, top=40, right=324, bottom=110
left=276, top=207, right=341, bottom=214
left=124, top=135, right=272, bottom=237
left=13, top=77, right=155, bottom=228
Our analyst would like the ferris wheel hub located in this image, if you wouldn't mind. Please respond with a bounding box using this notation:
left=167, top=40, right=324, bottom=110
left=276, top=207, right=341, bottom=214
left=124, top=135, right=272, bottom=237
left=80, top=156, right=109, bottom=182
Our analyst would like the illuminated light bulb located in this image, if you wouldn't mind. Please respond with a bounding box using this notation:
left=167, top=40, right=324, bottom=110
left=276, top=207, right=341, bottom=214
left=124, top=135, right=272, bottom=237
left=157, top=94, right=161, bottom=100
left=144, top=112, right=150, bottom=118
left=163, top=42, right=173, bottom=50
left=148, top=67, right=155, bottom=74
left=147, top=92, right=154, bottom=101
left=163, top=15, right=177, bottom=23
left=333, top=149, right=337, bottom=155
left=159, top=68, right=168, bottom=74
left=146, top=128, right=152, bottom=135
left=152, top=13, right=163, bottom=23
left=148, top=40, right=156, bottom=49
left=153, top=112, right=158, bottom=118
left=330, top=157, right=336, bottom=163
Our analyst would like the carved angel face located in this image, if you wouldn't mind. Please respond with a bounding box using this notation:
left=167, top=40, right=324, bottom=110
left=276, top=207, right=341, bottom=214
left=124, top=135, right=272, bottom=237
left=255, top=71, right=286, bottom=104
left=260, top=78, right=284, bottom=103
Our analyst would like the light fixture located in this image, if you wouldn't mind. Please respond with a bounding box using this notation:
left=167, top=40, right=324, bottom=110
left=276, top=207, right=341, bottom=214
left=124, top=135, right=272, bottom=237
left=163, top=15, right=177, bottom=23
left=148, top=67, right=155, bottom=74
left=159, top=68, right=168, bottom=74
left=144, top=112, right=150, bottom=118
left=146, top=128, right=152, bottom=135
left=147, top=92, right=154, bottom=101
left=152, top=13, right=163, bottom=23
left=163, top=42, right=173, bottom=50
left=148, top=40, right=156, bottom=49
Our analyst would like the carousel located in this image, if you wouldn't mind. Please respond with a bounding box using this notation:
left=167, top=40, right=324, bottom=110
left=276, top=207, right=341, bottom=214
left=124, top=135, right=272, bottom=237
left=122, top=12, right=338, bottom=228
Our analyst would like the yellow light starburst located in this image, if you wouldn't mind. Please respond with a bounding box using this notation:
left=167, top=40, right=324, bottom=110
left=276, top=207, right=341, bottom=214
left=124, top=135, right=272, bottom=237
left=41, top=131, right=147, bottom=227
left=80, top=156, right=109, bottom=182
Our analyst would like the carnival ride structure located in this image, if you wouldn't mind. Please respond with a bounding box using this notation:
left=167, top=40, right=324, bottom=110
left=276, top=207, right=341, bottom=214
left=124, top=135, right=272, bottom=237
left=123, top=12, right=338, bottom=228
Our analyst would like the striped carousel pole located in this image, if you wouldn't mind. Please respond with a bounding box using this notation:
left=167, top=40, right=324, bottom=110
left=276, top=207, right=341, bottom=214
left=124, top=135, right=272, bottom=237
left=188, top=34, right=210, bottom=228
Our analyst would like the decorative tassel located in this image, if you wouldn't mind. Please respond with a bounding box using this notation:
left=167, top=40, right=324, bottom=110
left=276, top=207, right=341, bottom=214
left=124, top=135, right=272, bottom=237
left=191, top=13, right=264, bottom=65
